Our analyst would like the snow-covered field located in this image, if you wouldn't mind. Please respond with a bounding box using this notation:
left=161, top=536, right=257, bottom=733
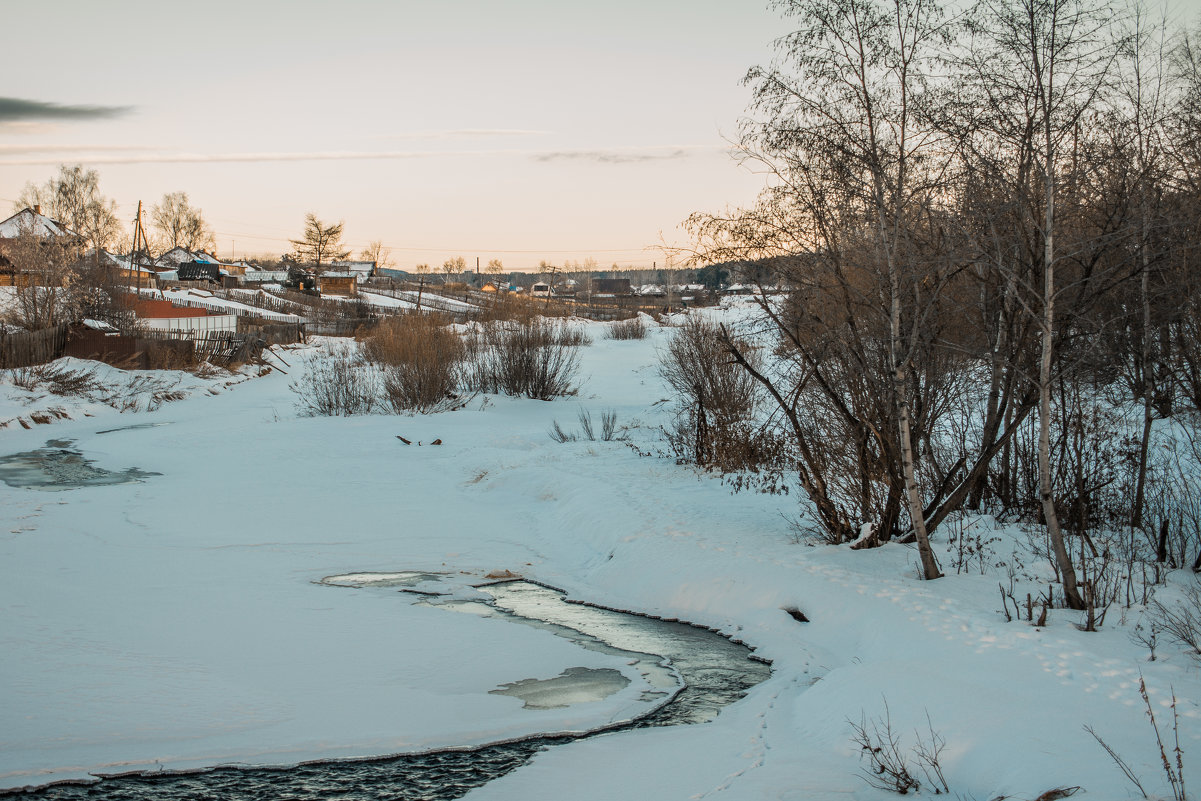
left=1, top=305, right=1198, bottom=800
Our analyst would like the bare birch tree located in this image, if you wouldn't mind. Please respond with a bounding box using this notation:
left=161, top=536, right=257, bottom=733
left=441, top=256, right=466, bottom=284
left=966, top=0, right=1121, bottom=609
left=16, top=164, right=122, bottom=259
left=687, top=0, right=960, bottom=577
left=152, top=192, right=214, bottom=252
left=360, top=240, right=394, bottom=271
left=4, top=225, right=81, bottom=330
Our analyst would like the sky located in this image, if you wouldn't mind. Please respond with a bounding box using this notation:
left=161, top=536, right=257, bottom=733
left=4, top=1, right=1201, bottom=273
left=0, top=1, right=793, bottom=272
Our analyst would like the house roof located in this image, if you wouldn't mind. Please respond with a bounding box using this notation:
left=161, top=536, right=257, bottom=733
left=81, top=319, right=120, bottom=333
left=0, top=208, right=80, bottom=240
left=330, top=260, right=376, bottom=273
left=155, top=246, right=197, bottom=268
left=94, top=250, right=156, bottom=273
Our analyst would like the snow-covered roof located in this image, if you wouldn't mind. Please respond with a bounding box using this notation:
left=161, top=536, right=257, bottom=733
left=319, top=271, right=357, bottom=279
left=154, top=247, right=197, bottom=268
left=80, top=318, right=119, bottom=333
left=193, top=251, right=237, bottom=268
left=0, top=208, right=80, bottom=240
left=329, top=260, right=375, bottom=274
left=96, top=250, right=156, bottom=274
left=243, top=270, right=290, bottom=282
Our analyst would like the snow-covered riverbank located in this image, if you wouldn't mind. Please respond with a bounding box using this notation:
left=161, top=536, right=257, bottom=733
left=2, top=305, right=1198, bottom=800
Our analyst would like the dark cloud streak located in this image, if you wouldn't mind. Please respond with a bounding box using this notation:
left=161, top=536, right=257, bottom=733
left=0, top=97, right=132, bottom=122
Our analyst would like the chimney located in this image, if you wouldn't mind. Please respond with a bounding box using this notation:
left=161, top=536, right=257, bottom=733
left=33, top=204, right=41, bottom=215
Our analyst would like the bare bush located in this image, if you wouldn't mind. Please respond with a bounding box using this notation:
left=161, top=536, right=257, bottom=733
left=549, top=420, right=577, bottom=443
left=1087, top=677, right=1188, bottom=801
left=549, top=408, right=621, bottom=444
left=607, top=316, right=648, bottom=340
left=363, top=315, right=466, bottom=413
left=1149, top=584, right=1201, bottom=662
left=463, top=318, right=580, bottom=400
left=290, top=343, right=380, bottom=416
left=660, top=317, right=758, bottom=422
left=555, top=325, right=593, bottom=347
left=659, top=316, right=770, bottom=472
left=9, top=363, right=99, bottom=396
left=850, top=703, right=949, bottom=796
left=600, top=408, right=618, bottom=441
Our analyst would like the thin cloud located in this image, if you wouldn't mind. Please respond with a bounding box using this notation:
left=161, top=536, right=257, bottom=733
left=0, top=144, right=160, bottom=155
left=0, top=150, right=443, bottom=166
left=384, top=129, right=552, bottom=140
left=0, top=145, right=720, bottom=167
left=0, top=121, right=57, bottom=135
left=0, top=98, right=132, bottom=122
left=531, top=148, right=697, bottom=164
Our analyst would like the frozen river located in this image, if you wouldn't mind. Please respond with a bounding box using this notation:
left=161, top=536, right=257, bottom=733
left=4, top=575, right=770, bottom=800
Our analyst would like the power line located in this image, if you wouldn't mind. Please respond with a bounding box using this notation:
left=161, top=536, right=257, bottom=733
left=208, top=228, right=656, bottom=257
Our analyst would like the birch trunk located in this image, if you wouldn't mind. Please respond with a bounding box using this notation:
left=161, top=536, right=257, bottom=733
left=1039, top=151, right=1086, bottom=610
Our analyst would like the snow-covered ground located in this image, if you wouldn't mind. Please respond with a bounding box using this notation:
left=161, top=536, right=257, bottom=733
left=1, top=306, right=1198, bottom=799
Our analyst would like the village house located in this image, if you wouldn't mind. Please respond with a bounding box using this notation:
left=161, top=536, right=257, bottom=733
left=91, top=250, right=158, bottom=287
left=154, top=246, right=197, bottom=271
left=591, top=278, right=633, bottom=296
left=0, top=207, right=83, bottom=286
left=316, top=271, right=357, bottom=296
left=329, top=260, right=376, bottom=280
left=0, top=207, right=80, bottom=243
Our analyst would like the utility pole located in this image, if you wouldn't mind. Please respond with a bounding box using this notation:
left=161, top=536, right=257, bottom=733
left=128, top=201, right=152, bottom=293
left=545, top=263, right=558, bottom=306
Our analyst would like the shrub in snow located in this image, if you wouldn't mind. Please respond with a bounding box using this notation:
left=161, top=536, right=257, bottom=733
left=850, top=703, right=949, bottom=796
left=658, top=316, right=778, bottom=476
left=549, top=408, right=620, bottom=443
left=463, top=319, right=580, bottom=400
left=363, top=315, right=466, bottom=413
left=290, top=343, right=380, bottom=416
left=606, top=316, right=648, bottom=340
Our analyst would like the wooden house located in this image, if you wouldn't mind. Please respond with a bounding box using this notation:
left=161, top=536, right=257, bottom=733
left=317, top=271, right=358, bottom=296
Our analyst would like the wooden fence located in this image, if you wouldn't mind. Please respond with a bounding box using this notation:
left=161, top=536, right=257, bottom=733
left=0, top=324, right=69, bottom=368
left=238, top=320, right=305, bottom=346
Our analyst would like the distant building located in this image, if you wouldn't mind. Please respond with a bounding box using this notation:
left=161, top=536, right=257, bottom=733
left=592, top=278, right=632, bottom=295
left=154, top=246, right=198, bottom=271
left=329, top=260, right=376, bottom=279
left=0, top=208, right=83, bottom=284
left=0, top=207, right=81, bottom=242
left=317, top=271, right=358, bottom=296
left=177, top=261, right=223, bottom=283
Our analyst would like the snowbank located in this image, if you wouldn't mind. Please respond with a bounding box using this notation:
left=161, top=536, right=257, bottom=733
left=0, top=311, right=1197, bottom=800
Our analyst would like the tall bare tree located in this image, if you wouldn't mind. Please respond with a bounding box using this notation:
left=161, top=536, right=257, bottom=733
left=961, top=0, right=1121, bottom=609
left=290, top=214, right=349, bottom=272
left=441, top=256, right=466, bottom=283
left=687, top=0, right=960, bottom=578
left=360, top=240, right=394, bottom=271
left=16, top=164, right=122, bottom=259
left=152, top=192, right=214, bottom=252
left=4, top=224, right=81, bottom=330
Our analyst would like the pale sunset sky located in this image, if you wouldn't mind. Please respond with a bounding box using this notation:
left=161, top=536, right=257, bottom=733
left=0, top=1, right=795, bottom=271
left=3, top=1, right=1199, bottom=271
